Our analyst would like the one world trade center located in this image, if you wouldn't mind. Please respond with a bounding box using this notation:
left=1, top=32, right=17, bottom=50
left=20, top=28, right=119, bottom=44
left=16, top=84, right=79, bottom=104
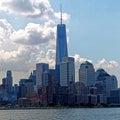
left=55, top=6, right=68, bottom=84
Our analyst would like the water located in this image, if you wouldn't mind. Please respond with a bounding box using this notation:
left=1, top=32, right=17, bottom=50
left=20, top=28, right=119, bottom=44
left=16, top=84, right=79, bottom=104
left=0, top=108, right=120, bottom=120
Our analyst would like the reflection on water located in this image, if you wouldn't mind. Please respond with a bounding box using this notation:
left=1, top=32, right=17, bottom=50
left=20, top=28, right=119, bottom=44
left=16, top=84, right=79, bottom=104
left=0, top=108, right=120, bottom=120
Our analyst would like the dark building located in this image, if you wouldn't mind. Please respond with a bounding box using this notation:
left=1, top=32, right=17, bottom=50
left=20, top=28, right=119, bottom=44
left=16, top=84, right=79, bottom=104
left=19, top=79, right=34, bottom=98
left=6, top=70, right=13, bottom=92
left=109, top=89, right=120, bottom=104
left=49, top=69, right=57, bottom=85
left=95, top=69, right=118, bottom=104
left=29, top=70, right=36, bottom=85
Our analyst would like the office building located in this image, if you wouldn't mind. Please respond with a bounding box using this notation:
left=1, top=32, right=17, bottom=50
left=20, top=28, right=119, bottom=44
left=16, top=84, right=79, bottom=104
left=111, top=75, right=118, bottom=89
left=60, top=57, right=75, bottom=86
left=36, top=63, right=49, bottom=88
left=95, top=69, right=118, bottom=97
left=79, top=61, right=95, bottom=86
left=42, top=71, right=49, bottom=87
left=109, top=88, right=120, bottom=104
left=6, top=70, right=13, bottom=92
left=19, top=79, right=34, bottom=98
left=29, top=70, right=36, bottom=85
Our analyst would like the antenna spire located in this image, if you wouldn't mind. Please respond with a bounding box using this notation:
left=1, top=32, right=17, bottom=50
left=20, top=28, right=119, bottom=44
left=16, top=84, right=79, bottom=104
left=60, top=4, right=62, bottom=24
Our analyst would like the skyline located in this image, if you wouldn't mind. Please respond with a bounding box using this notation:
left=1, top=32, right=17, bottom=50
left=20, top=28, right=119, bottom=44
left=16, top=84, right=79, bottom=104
left=0, top=0, right=119, bottom=85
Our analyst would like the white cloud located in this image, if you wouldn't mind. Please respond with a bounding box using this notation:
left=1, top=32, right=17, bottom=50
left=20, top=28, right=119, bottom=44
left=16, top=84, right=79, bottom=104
left=95, top=58, right=119, bottom=70
left=73, top=56, right=120, bottom=84
left=73, top=54, right=92, bottom=70
left=0, top=19, right=57, bottom=74
left=0, top=0, right=53, bottom=19
left=95, top=58, right=120, bottom=83
left=0, top=0, right=70, bottom=21
left=54, top=12, right=70, bottom=22
left=0, top=0, right=70, bottom=83
left=36, top=49, right=55, bottom=68
left=73, top=56, right=119, bottom=73
left=0, top=0, right=119, bottom=86
left=11, top=20, right=56, bottom=46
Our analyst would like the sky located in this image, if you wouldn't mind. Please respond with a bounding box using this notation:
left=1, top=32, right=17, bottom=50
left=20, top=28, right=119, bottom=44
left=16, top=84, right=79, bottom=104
left=0, top=0, right=120, bottom=86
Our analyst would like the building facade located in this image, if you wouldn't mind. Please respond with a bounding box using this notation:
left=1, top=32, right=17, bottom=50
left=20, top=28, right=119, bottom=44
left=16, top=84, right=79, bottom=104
left=6, top=70, right=13, bottom=92
left=36, top=63, right=49, bottom=88
left=79, top=61, right=95, bottom=86
left=55, top=24, right=68, bottom=65
left=60, top=57, right=75, bottom=87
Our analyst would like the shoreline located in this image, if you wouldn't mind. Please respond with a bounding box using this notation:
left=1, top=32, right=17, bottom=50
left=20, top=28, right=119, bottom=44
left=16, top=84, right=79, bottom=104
left=0, top=105, right=119, bottom=110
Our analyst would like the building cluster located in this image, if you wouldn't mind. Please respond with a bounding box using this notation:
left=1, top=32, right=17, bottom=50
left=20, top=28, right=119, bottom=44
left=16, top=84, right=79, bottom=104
left=0, top=11, right=119, bottom=107
left=0, top=62, right=119, bottom=107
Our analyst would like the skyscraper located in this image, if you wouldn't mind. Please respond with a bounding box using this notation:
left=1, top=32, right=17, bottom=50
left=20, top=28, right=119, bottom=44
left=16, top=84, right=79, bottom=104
left=6, top=70, right=13, bottom=92
left=79, top=61, right=95, bottom=86
left=29, top=70, right=36, bottom=85
left=56, top=24, right=68, bottom=65
left=36, top=63, right=49, bottom=88
left=95, top=69, right=118, bottom=97
left=55, top=6, right=68, bottom=84
left=60, top=57, right=75, bottom=86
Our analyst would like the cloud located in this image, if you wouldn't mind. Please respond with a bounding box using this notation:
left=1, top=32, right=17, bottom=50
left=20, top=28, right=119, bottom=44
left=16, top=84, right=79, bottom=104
left=73, top=54, right=92, bottom=70
left=0, top=19, right=57, bottom=73
left=0, top=0, right=119, bottom=85
left=0, top=19, right=16, bottom=51
left=0, top=0, right=71, bottom=82
left=0, top=0, right=70, bottom=21
left=0, top=0, right=53, bottom=19
left=36, top=49, right=55, bottom=68
left=73, top=56, right=120, bottom=83
left=11, top=20, right=56, bottom=46
left=0, top=20, right=119, bottom=77
left=95, top=58, right=120, bottom=81
left=95, top=58, right=119, bottom=70
left=73, top=56, right=119, bottom=72
left=54, top=12, right=70, bottom=22
left=0, top=19, right=14, bottom=41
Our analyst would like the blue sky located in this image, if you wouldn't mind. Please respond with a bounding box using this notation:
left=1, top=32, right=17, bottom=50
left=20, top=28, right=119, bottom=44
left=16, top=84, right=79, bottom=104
left=50, top=0, right=120, bottom=61
left=0, top=0, right=120, bottom=85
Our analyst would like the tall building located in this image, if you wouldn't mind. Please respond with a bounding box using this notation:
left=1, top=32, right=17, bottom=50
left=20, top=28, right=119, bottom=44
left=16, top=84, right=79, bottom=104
left=29, top=70, right=36, bottom=85
left=95, top=69, right=118, bottom=97
left=60, top=57, right=75, bottom=86
left=111, top=75, right=118, bottom=89
left=19, top=79, right=34, bottom=98
left=6, top=70, right=13, bottom=92
left=56, top=24, right=68, bottom=65
left=42, top=71, right=49, bottom=87
left=36, top=63, right=49, bottom=88
left=55, top=6, right=68, bottom=84
left=49, top=69, right=57, bottom=85
left=110, top=88, right=120, bottom=104
left=79, top=61, right=95, bottom=86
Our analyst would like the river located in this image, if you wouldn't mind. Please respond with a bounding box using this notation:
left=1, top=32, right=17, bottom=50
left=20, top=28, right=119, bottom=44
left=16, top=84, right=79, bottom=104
left=0, top=108, right=119, bottom=120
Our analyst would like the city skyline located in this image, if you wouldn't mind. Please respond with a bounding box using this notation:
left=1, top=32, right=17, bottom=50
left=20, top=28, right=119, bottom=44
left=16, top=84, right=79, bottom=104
left=0, top=0, right=119, bottom=86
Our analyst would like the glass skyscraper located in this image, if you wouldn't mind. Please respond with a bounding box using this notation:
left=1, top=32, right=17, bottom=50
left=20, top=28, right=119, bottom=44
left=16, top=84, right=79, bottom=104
left=55, top=8, right=68, bottom=84
left=56, top=24, right=68, bottom=65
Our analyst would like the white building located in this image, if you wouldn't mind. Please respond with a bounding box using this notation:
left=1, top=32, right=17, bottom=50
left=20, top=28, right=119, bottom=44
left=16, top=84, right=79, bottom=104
left=79, top=61, right=95, bottom=86
left=36, top=63, right=49, bottom=88
left=60, top=57, right=75, bottom=86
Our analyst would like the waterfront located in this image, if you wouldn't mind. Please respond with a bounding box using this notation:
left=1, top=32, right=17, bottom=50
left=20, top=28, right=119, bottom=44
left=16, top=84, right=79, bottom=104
left=0, top=108, right=120, bottom=120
